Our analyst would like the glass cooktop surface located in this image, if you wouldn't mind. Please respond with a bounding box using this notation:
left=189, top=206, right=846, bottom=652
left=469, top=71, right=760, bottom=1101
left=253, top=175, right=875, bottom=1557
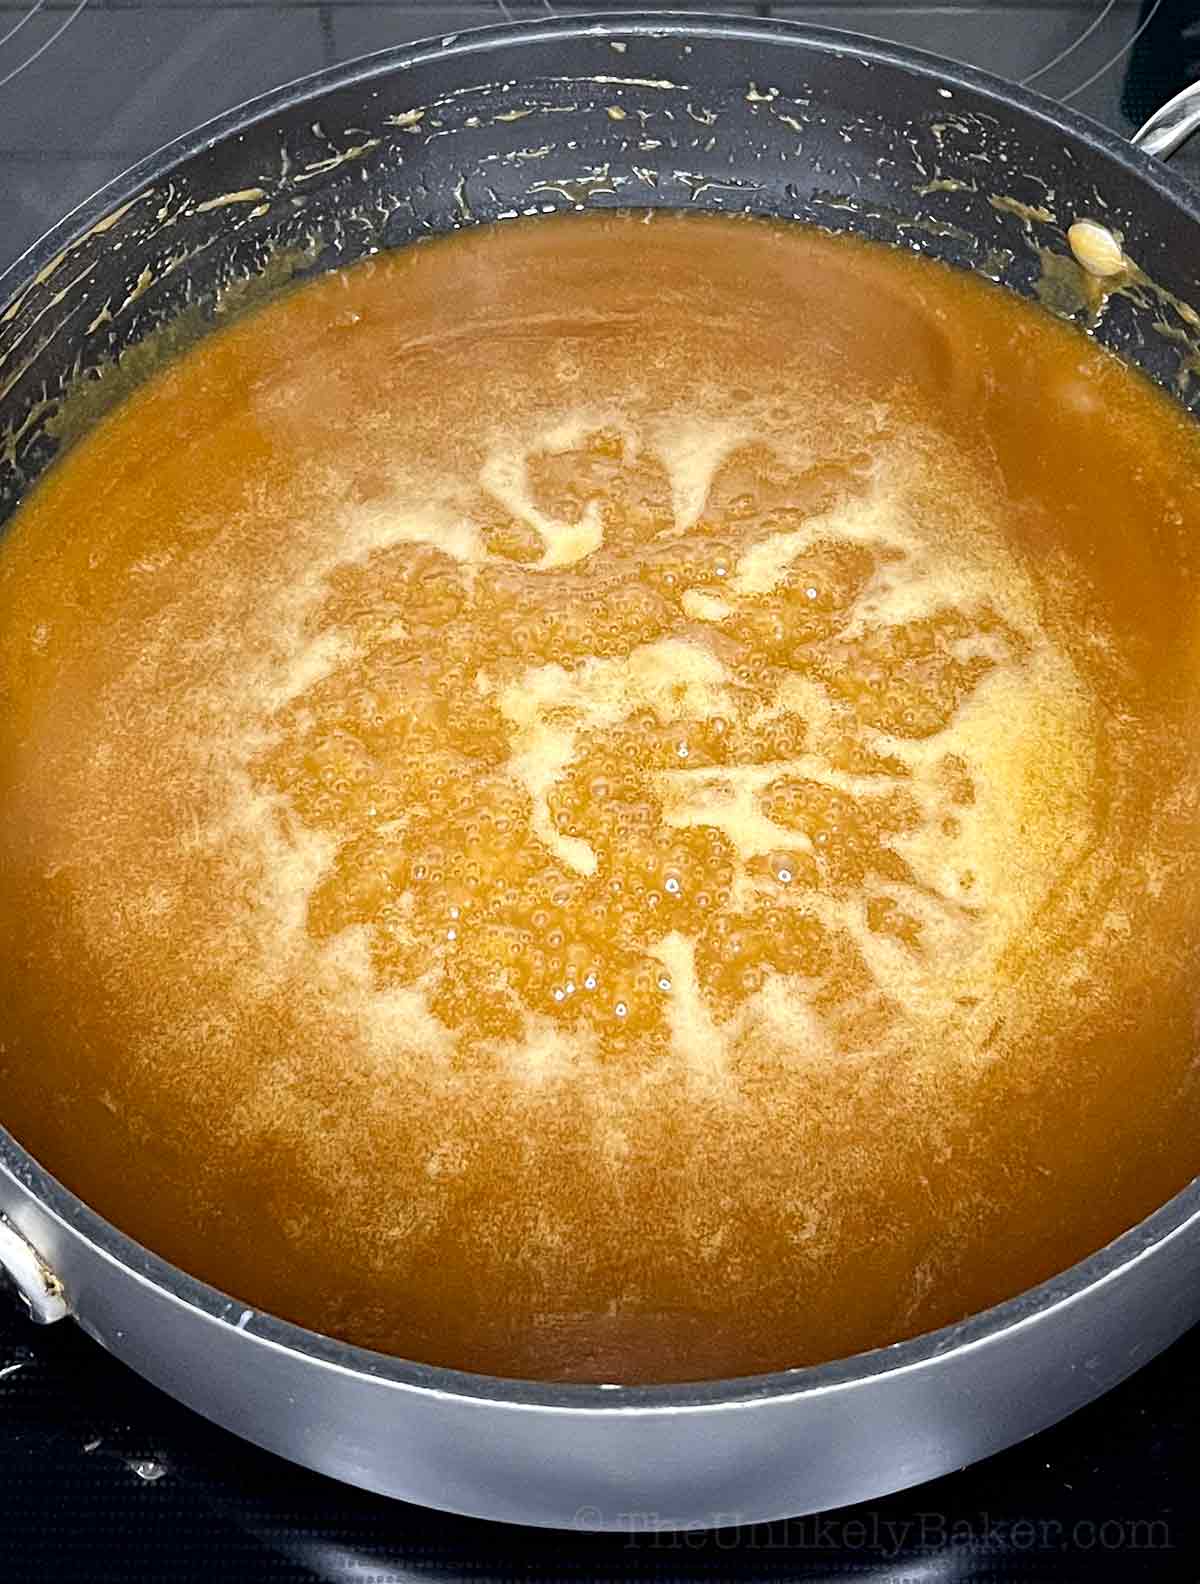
left=2, top=2, right=1200, bottom=1580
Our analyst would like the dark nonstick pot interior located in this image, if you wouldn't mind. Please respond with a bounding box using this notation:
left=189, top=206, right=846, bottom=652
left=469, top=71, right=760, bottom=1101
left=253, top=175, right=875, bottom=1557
left=4, top=11, right=1200, bottom=547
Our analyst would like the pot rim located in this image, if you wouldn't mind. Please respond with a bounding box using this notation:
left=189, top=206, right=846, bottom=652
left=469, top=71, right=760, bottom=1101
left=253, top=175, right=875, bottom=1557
left=2, top=9, right=1199, bottom=1414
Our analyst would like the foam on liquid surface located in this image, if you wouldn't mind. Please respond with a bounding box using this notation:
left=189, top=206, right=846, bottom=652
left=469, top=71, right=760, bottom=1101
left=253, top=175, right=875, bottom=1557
left=2, top=213, right=1200, bottom=1382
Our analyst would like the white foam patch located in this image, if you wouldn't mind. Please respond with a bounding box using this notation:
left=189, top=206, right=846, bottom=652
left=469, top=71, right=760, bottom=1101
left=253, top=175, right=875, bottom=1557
left=650, top=418, right=751, bottom=531
left=317, top=931, right=457, bottom=1065
left=479, top=420, right=606, bottom=569
left=336, top=490, right=485, bottom=568
left=497, top=637, right=742, bottom=878
left=751, top=968, right=840, bottom=1068
left=680, top=589, right=732, bottom=622
left=729, top=477, right=916, bottom=597
left=504, top=709, right=600, bottom=877
left=660, top=762, right=808, bottom=859
left=276, top=629, right=357, bottom=708
left=489, top=1011, right=601, bottom=1087
left=884, top=645, right=1098, bottom=983
left=471, top=413, right=758, bottom=569
left=651, top=931, right=731, bottom=1091
left=189, top=770, right=338, bottom=976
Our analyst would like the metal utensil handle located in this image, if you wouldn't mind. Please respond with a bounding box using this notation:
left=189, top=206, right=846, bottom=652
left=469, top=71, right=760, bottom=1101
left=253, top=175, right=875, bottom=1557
left=1132, top=77, right=1200, bottom=160
left=0, top=1215, right=68, bottom=1323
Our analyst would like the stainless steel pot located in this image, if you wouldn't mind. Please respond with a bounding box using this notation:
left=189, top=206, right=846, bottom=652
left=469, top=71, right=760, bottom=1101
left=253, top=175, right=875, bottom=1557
left=2, top=13, right=1200, bottom=1533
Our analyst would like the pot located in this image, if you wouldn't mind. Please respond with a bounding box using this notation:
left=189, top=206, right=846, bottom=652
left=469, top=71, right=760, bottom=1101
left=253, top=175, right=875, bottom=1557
left=2, top=12, right=1200, bottom=1533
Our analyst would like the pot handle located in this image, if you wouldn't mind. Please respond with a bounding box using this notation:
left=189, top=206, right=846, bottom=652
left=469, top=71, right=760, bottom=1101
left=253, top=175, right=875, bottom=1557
left=1131, top=78, right=1200, bottom=160
left=0, top=1214, right=68, bottom=1324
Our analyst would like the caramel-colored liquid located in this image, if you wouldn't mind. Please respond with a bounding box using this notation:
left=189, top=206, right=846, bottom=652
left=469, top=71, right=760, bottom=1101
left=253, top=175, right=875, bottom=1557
left=3, top=212, right=1200, bottom=1383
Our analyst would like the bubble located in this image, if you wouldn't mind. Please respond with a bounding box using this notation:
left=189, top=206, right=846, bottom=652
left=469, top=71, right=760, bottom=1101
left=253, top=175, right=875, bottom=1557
left=614, top=1001, right=629, bottom=1018
left=1067, top=218, right=1125, bottom=279
left=658, top=976, right=672, bottom=991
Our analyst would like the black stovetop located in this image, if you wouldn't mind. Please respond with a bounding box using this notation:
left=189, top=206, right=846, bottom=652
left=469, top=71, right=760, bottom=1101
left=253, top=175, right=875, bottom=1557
left=3, top=3, right=1200, bottom=1580
left=4, top=1291, right=1200, bottom=1580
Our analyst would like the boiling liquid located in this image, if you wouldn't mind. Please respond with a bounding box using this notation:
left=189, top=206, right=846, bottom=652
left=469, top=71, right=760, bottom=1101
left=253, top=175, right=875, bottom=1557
left=2, top=212, right=1200, bottom=1382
